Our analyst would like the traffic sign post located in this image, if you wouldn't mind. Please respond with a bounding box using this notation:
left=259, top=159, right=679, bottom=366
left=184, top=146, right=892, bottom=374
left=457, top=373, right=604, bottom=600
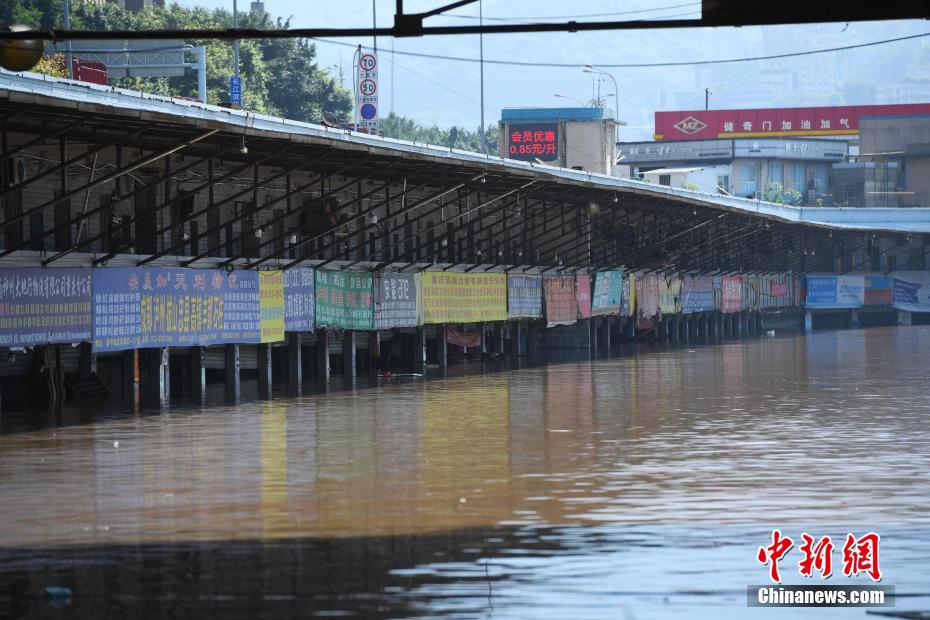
left=356, top=52, right=378, bottom=131
left=230, top=75, right=242, bottom=109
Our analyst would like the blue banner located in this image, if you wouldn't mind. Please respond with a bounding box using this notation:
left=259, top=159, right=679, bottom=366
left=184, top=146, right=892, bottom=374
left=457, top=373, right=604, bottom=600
left=892, top=272, right=930, bottom=312
left=92, top=268, right=260, bottom=352
left=284, top=266, right=315, bottom=332
left=507, top=274, right=543, bottom=319
left=591, top=271, right=623, bottom=316
left=0, top=268, right=93, bottom=346
left=805, top=275, right=864, bottom=309
left=681, top=275, right=714, bottom=314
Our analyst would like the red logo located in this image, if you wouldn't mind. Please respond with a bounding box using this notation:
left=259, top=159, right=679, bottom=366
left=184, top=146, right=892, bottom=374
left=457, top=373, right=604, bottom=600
left=673, top=115, right=708, bottom=135
left=757, top=530, right=882, bottom=583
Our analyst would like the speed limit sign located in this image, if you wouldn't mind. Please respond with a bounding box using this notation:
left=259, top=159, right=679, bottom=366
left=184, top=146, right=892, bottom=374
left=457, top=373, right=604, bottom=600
left=359, top=53, right=377, bottom=72
left=359, top=79, right=377, bottom=96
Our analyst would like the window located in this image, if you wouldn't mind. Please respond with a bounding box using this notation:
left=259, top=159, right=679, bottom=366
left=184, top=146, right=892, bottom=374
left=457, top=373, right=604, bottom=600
left=717, top=174, right=730, bottom=194
left=658, top=174, right=671, bottom=186
left=767, top=162, right=783, bottom=188
left=740, top=163, right=757, bottom=197
left=791, top=164, right=806, bottom=193
left=812, top=166, right=829, bottom=194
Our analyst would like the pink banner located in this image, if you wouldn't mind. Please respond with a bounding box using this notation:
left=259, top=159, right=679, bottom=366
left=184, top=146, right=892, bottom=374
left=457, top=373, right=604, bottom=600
left=446, top=327, right=481, bottom=348
left=770, top=281, right=788, bottom=298
left=635, top=274, right=660, bottom=322
left=545, top=276, right=577, bottom=327
left=575, top=275, right=591, bottom=319
left=722, top=275, right=742, bottom=314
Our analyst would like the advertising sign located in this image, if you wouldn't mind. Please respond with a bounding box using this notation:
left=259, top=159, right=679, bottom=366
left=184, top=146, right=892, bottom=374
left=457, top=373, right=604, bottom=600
left=229, top=75, right=242, bottom=108
left=422, top=272, right=507, bottom=324
left=284, top=266, right=315, bottom=332
left=507, top=274, right=543, bottom=319
left=315, top=269, right=374, bottom=330
left=544, top=276, right=577, bottom=327
left=575, top=275, right=592, bottom=319
left=357, top=51, right=379, bottom=130
left=891, top=271, right=930, bottom=312
left=259, top=271, right=285, bottom=343
left=722, top=275, right=743, bottom=313
left=805, top=275, right=865, bottom=309
left=681, top=275, right=714, bottom=314
left=635, top=274, right=660, bottom=320
left=654, top=103, right=930, bottom=141
left=374, top=272, right=422, bottom=329
left=591, top=271, right=624, bottom=316
left=506, top=123, right=559, bottom=162
left=742, top=275, right=761, bottom=310
left=621, top=274, right=636, bottom=317
left=658, top=274, right=681, bottom=315
left=0, top=268, right=93, bottom=346
left=92, top=267, right=261, bottom=352
left=446, top=327, right=482, bottom=348
left=864, top=274, right=892, bottom=306
left=770, top=279, right=788, bottom=300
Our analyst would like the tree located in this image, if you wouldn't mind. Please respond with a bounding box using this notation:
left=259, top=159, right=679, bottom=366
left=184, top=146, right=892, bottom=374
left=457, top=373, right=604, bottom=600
left=380, top=112, right=499, bottom=155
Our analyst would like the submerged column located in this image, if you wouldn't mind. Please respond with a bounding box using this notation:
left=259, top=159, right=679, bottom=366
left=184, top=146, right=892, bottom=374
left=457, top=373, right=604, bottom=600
left=122, top=349, right=138, bottom=404
left=805, top=311, right=813, bottom=332
left=225, top=343, right=240, bottom=403
left=343, top=331, right=356, bottom=386
left=190, top=346, right=206, bottom=403
left=78, top=342, right=96, bottom=379
left=139, top=347, right=169, bottom=408
left=258, top=343, right=273, bottom=399
left=437, top=325, right=448, bottom=367
left=316, top=329, right=330, bottom=385
left=897, top=311, right=912, bottom=326
left=287, top=332, right=302, bottom=395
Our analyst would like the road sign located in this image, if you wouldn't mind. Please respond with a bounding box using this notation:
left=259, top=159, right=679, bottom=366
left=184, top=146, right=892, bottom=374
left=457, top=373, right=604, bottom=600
left=355, top=51, right=379, bottom=131
left=230, top=75, right=242, bottom=108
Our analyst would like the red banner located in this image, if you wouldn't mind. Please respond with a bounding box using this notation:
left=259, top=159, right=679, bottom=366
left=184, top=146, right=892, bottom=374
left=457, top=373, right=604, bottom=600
left=545, top=276, right=577, bottom=327
left=446, top=327, right=482, bottom=348
left=654, top=103, right=930, bottom=141
left=770, top=281, right=788, bottom=298
left=722, top=275, right=743, bottom=314
left=575, top=275, right=592, bottom=319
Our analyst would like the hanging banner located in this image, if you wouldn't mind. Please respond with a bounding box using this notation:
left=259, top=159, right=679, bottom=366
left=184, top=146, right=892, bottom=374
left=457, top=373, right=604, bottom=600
left=315, top=269, right=374, bottom=330
left=507, top=274, right=543, bottom=319
left=0, top=268, right=93, bottom=346
left=284, top=266, right=315, bottom=332
left=741, top=275, right=761, bottom=310
left=621, top=273, right=636, bottom=317
left=635, top=274, right=660, bottom=320
left=576, top=274, right=592, bottom=319
left=422, top=272, right=507, bottom=324
left=374, top=272, right=422, bottom=329
left=805, top=275, right=865, bottom=309
left=544, top=276, right=577, bottom=327
left=681, top=275, right=714, bottom=314
left=259, top=271, right=285, bottom=343
left=658, top=274, right=681, bottom=315
left=722, top=275, right=743, bottom=313
left=891, top=271, right=930, bottom=312
left=446, top=326, right=482, bottom=348
left=864, top=274, right=892, bottom=306
left=770, top=278, right=788, bottom=300
left=92, top=267, right=260, bottom=352
left=591, top=271, right=624, bottom=316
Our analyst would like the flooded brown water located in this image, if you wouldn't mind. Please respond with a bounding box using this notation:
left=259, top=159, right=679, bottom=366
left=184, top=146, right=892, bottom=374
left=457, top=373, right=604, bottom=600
left=1, top=326, right=929, bottom=618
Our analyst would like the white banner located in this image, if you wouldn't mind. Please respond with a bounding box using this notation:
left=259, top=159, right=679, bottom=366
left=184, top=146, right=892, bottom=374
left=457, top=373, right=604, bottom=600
left=892, top=271, right=930, bottom=312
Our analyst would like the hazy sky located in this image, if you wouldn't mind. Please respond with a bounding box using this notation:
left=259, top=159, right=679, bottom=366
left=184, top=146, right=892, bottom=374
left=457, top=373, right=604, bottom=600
left=174, top=0, right=930, bottom=140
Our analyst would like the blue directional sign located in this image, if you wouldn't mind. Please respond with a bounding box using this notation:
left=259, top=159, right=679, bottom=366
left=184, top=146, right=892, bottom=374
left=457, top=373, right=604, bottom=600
left=230, top=76, right=242, bottom=107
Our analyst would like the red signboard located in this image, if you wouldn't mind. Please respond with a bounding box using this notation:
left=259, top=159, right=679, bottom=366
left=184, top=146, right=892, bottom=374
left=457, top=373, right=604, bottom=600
left=544, top=276, right=577, bottom=327
left=654, top=103, right=930, bottom=141
left=722, top=275, right=743, bottom=314
left=507, top=123, right=559, bottom=162
left=575, top=274, right=591, bottom=319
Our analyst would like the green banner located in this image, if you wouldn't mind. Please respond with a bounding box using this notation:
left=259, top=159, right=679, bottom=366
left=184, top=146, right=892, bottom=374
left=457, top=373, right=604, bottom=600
left=314, top=269, right=374, bottom=330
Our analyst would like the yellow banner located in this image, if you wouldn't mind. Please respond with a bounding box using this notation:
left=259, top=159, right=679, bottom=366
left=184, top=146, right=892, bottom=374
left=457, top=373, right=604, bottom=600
left=658, top=274, right=682, bottom=315
left=422, top=272, right=507, bottom=324
left=259, top=271, right=285, bottom=343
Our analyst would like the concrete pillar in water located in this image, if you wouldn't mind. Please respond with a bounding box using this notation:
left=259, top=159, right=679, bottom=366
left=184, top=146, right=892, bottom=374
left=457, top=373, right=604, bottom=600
left=78, top=342, right=96, bottom=379
left=671, top=316, right=680, bottom=345
left=316, top=330, right=330, bottom=385
left=898, top=311, right=912, bottom=326
left=122, top=349, right=138, bottom=404
left=604, top=316, right=612, bottom=357
left=682, top=316, right=690, bottom=342
left=625, top=316, right=636, bottom=340
left=190, top=346, right=206, bottom=403
left=258, top=342, right=273, bottom=399
left=480, top=323, right=487, bottom=354
left=850, top=309, right=860, bottom=329
left=589, top=317, right=598, bottom=357
left=527, top=322, right=539, bottom=356
left=225, top=343, right=240, bottom=403
left=287, top=332, right=302, bottom=395
left=140, top=347, right=169, bottom=408
left=343, top=331, right=356, bottom=386
left=369, top=332, right=381, bottom=376
left=436, top=325, right=448, bottom=367
left=805, top=311, right=813, bottom=332
left=498, top=323, right=505, bottom=354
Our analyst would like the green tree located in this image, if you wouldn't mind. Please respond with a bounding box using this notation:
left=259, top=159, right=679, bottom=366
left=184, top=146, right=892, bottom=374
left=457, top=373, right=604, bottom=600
left=380, top=112, right=499, bottom=155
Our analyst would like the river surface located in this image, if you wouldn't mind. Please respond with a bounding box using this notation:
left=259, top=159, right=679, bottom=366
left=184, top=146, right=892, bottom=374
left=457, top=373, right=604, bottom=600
left=1, top=326, right=929, bottom=618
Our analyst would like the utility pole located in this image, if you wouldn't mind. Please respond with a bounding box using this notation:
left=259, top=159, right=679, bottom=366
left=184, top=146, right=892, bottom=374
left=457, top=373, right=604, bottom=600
left=705, top=87, right=711, bottom=110
left=232, top=0, right=241, bottom=108
left=479, top=0, right=487, bottom=155
left=63, top=0, right=73, bottom=79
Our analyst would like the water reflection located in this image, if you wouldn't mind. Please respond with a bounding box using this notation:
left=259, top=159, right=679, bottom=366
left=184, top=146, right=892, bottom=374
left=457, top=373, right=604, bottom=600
left=1, top=326, right=929, bottom=618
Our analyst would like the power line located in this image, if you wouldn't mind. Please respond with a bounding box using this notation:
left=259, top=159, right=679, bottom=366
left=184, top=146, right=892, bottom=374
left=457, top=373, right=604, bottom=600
left=438, top=2, right=702, bottom=22
left=312, top=31, right=930, bottom=69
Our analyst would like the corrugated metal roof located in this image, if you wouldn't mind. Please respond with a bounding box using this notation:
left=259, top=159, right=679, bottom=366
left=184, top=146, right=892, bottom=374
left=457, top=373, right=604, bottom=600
left=2, top=69, right=929, bottom=233
left=501, top=107, right=607, bottom=122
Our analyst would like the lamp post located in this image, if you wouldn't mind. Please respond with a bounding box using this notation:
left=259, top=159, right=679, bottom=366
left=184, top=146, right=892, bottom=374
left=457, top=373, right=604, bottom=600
left=554, top=93, right=586, bottom=106
left=584, top=65, right=620, bottom=142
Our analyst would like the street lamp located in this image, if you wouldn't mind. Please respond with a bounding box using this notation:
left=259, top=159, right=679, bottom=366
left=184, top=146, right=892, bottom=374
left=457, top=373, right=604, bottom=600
left=554, top=93, right=586, bottom=106
left=583, top=65, right=619, bottom=117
